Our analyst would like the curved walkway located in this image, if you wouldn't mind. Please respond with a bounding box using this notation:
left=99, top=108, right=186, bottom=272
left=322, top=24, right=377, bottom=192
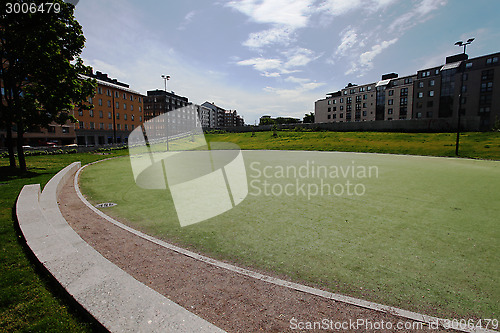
left=16, top=162, right=224, bottom=332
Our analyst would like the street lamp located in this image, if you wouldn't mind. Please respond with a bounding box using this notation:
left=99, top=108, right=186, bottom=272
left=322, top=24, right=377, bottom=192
left=161, top=74, right=170, bottom=92
left=161, top=75, right=171, bottom=150
left=454, top=38, right=474, bottom=156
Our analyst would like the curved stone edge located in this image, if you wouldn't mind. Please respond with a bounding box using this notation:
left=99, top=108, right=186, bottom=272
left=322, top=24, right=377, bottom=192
left=16, top=161, right=224, bottom=333
left=75, top=158, right=498, bottom=333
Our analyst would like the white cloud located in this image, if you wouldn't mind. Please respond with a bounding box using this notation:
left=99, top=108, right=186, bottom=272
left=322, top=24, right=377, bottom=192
left=236, top=57, right=283, bottom=72
left=243, top=26, right=294, bottom=48
left=226, top=0, right=314, bottom=28
left=345, top=38, right=398, bottom=75
left=283, top=47, right=317, bottom=67
left=389, top=0, right=447, bottom=32
left=318, top=0, right=363, bottom=16
left=335, top=27, right=358, bottom=56
left=177, top=11, right=196, bottom=31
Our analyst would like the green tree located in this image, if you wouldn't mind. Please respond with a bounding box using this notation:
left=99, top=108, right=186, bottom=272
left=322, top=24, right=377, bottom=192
left=303, top=112, right=315, bottom=123
left=1, top=0, right=95, bottom=171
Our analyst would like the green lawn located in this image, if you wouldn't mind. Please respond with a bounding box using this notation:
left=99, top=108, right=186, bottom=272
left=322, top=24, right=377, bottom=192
left=205, top=131, right=500, bottom=160
left=80, top=137, right=500, bottom=320
left=0, top=150, right=128, bottom=332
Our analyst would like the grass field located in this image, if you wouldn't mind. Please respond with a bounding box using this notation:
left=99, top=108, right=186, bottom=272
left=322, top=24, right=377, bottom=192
left=0, top=150, right=128, bottom=332
left=204, top=131, right=500, bottom=160
left=80, top=135, right=500, bottom=319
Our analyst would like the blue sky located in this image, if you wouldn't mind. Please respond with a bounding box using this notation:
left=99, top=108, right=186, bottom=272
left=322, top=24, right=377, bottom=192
left=74, top=0, right=500, bottom=125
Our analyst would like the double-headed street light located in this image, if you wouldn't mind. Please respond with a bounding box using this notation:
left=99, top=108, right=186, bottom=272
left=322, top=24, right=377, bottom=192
left=454, top=38, right=474, bottom=156
left=161, top=74, right=170, bottom=92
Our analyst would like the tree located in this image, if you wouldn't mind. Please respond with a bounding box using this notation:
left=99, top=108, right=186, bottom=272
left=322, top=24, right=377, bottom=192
left=303, top=112, right=315, bottom=123
left=1, top=0, right=96, bottom=171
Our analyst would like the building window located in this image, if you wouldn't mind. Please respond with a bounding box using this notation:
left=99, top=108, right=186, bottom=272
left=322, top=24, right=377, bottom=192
left=107, top=89, right=111, bottom=96
left=418, top=82, right=424, bottom=88
left=479, top=107, right=491, bottom=113
left=62, top=126, right=69, bottom=134
left=89, top=109, right=94, bottom=117
left=340, top=113, right=343, bottom=118
left=131, top=124, right=135, bottom=130
left=340, top=105, right=344, bottom=111
left=429, top=80, right=435, bottom=86
left=97, top=87, right=102, bottom=94
left=400, top=97, right=408, bottom=105
left=462, top=73, right=468, bottom=81
left=116, top=113, right=120, bottom=119
left=367, top=86, right=372, bottom=91
left=131, top=114, right=134, bottom=121
left=388, top=108, right=393, bottom=114
left=138, top=97, right=141, bottom=103
left=333, top=107, right=336, bottom=111
left=363, top=103, right=367, bottom=108
left=108, top=112, right=112, bottom=119
left=123, top=103, right=127, bottom=110
left=99, top=110, right=103, bottom=118
left=115, top=91, right=119, bottom=98
left=363, top=94, right=367, bottom=100
left=139, top=106, right=142, bottom=112
left=79, top=122, right=84, bottom=129
left=359, top=87, right=365, bottom=92
left=139, top=116, right=142, bottom=122
left=90, top=122, right=95, bottom=129
left=362, top=111, right=367, bottom=116
left=125, top=124, right=128, bottom=130
left=400, top=88, right=408, bottom=96
left=418, top=92, right=424, bottom=98
left=48, top=126, right=56, bottom=133
left=78, top=110, right=83, bottom=116
left=116, top=102, right=119, bottom=109
left=388, top=99, right=394, bottom=105
left=327, top=114, right=331, bottom=119
left=333, top=114, right=337, bottom=119
left=123, top=93, right=126, bottom=99
left=88, top=97, right=93, bottom=104
left=130, top=105, right=133, bottom=111
left=328, top=100, right=332, bottom=105
left=108, top=123, right=113, bottom=129
left=107, top=100, right=111, bottom=107
left=99, top=123, right=104, bottom=129
left=130, top=95, right=133, bottom=101
left=333, top=99, right=337, bottom=104
left=465, top=62, right=472, bottom=69
left=481, top=69, right=494, bottom=81
left=117, top=124, right=121, bottom=130
left=356, top=95, right=361, bottom=102
left=124, top=114, right=127, bottom=120
left=481, top=82, right=493, bottom=92
left=328, top=107, right=331, bottom=112
left=486, top=57, right=498, bottom=65
left=426, top=111, right=433, bottom=117
left=404, top=78, right=412, bottom=84
left=416, top=112, right=422, bottom=118
left=429, top=90, right=434, bottom=97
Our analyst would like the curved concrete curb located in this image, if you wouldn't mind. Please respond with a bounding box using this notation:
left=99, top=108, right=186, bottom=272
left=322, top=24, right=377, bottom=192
left=16, top=162, right=224, bottom=333
left=74, top=158, right=498, bottom=333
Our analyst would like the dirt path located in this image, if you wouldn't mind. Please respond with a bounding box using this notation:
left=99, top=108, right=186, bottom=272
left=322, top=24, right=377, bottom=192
left=58, top=175, right=449, bottom=333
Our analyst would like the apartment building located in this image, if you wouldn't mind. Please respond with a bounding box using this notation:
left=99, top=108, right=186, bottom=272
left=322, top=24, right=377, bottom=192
left=143, top=90, right=190, bottom=122
left=76, top=72, right=145, bottom=146
left=315, top=51, right=500, bottom=130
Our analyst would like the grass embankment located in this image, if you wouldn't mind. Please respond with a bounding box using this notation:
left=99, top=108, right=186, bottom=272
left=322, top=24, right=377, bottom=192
left=205, top=131, right=500, bottom=160
left=0, top=150, right=128, bottom=332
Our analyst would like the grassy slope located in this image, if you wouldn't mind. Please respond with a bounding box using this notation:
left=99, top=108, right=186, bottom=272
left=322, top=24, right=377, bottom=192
left=205, top=131, right=500, bottom=160
left=0, top=150, right=127, bottom=332
left=80, top=132, right=499, bottom=319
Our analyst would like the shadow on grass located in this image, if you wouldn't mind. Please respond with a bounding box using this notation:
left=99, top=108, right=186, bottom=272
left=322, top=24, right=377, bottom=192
left=0, top=166, right=47, bottom=182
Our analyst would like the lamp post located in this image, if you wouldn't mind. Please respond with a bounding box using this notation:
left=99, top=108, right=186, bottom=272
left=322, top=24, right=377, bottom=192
left=454, top=38, right=474, bottom=156
left=161, top=75, right=170, bottom=150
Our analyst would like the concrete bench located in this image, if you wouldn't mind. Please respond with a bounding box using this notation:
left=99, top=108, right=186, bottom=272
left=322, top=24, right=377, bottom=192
left=16, top=162, right=224, bottom=333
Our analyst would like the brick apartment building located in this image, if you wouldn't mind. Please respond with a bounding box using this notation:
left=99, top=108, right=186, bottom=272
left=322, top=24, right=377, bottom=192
left=315, top=52, right=500, bottom=130
left=201, top=102, right=244, bottom=128
left=76, top=72, right=145, bottom=145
